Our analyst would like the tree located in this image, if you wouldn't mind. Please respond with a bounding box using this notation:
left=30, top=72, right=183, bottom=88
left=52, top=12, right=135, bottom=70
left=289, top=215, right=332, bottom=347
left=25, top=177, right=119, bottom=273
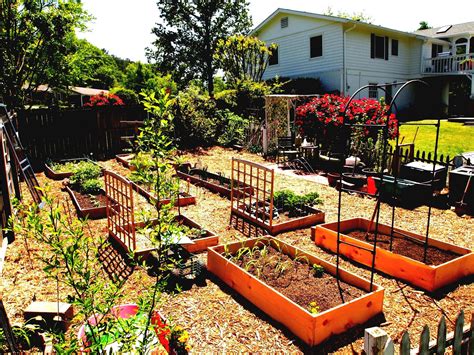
left=0, top=0, right=89, bottom=108
left=324, top=7, right=373, bottom=23
left=214, top=35, right=276, bottom=84
left=147, top=0, right=252, bottom=96
left=418, top=21, right=431, bottom=30
left=123, top=62, right=177, bottom=95
left=68, top=39, right=123, bottom=89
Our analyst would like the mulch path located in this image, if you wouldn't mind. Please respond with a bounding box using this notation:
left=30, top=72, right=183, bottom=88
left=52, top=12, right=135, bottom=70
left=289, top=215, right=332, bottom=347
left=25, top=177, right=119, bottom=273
left=0, top=146, right=472, bottom=354
left=347, top=230, right=462, bottom=265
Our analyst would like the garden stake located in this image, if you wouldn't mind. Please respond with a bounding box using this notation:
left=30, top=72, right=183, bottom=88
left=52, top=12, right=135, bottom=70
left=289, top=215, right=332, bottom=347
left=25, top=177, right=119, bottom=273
left=454, top=174, right=472, bottom=216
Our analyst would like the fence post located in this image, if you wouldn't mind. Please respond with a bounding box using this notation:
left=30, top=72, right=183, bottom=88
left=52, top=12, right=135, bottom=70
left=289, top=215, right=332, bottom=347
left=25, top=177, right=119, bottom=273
left=419, top=324, right=430, bottom=355
left=436, top=315, right=447, bottom=354
left=453, top=310, right=464, bottom=355
left=364, top=327, right=394, bottom=355
left=400, top=331, right=410, bottom=355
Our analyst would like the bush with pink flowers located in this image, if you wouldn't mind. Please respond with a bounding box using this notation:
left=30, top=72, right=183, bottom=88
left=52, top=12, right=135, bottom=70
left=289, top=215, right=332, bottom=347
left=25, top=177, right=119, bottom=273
left=295, top=94, right=398, bottom=149
left=84, top=92, right=125, bottom=107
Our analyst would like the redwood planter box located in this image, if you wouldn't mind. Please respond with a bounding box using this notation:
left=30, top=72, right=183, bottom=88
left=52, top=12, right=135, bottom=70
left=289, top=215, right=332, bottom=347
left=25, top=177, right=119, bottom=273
left=44, top=158, right=97, bottom=180
left=131, top=181, right=196, bottom=207
left=313, top=218, right=474, bottom=292
left=115, top=153, right=136, bottom=170
left=131, top=215, right=218, bottom=256
left=66, top=186, right=107, bottom=219
left=233, top=204, right=325, bottom=235
left=176, top=168, right=253, bottom=199
left=207, top=237, right=384, bottom=346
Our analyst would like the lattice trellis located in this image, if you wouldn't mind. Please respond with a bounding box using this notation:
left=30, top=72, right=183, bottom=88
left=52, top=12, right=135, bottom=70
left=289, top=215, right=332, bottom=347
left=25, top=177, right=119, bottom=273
left=231, top=158, right=275, bottom=229
left=104, top=170, right=136, bottom=252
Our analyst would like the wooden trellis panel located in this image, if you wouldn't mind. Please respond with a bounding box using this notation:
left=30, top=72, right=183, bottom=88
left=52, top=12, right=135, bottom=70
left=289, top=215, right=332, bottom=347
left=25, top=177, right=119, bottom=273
left=231, top=158, right=274, bottom=229
left=104, top=170, right=136, bottom=253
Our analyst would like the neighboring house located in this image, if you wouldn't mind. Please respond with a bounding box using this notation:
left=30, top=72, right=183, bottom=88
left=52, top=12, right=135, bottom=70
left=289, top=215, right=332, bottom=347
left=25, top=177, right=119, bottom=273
left=25, top=85, right=110, bottom=107
left=253, top=9, right=474, bottom=117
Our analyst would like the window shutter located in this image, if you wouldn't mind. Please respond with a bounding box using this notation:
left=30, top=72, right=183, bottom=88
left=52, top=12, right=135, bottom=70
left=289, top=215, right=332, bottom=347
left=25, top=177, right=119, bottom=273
left=432, top=44, right=437, bottom=57
left=371, top=34, right=375, bottom=58
left=385, top=36, right=389, bottom=60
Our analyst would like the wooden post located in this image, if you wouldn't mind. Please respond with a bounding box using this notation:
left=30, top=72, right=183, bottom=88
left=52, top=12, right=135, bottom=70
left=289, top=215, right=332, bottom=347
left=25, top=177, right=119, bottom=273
left=364, top=327, right=391, bottom=355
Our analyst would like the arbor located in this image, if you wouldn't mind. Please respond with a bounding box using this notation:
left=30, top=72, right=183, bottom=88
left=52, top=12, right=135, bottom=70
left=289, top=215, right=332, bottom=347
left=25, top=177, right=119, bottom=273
left=147, top=0, right=252, bottom=95
left=0, top=0, right=89, bottom=108
left=214, top=35, right=276, bottom=84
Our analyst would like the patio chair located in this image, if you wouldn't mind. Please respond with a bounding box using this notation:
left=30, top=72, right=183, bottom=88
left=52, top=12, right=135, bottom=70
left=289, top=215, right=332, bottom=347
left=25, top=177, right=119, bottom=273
left=276, top=136, right=299, bottom=167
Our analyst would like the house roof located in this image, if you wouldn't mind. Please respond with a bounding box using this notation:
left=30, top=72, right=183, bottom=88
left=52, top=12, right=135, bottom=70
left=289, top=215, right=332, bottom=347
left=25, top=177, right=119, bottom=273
left=251, top=8, right=426, bottom=39
left=413, top=22, right=474, bottom=38
left=70, top=87, right=109, bottom=96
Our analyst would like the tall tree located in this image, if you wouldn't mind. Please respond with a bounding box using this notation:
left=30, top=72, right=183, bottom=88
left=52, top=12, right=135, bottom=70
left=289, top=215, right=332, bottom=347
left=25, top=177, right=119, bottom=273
left=147, top=0, right=252, bottom=96
left=214, top=35, right=276, bottom=84
left=418, top=21, right=431, bottom=30
left=0, top=0, right=89, bottom=108
left=68, top=39, right=123, bottom=89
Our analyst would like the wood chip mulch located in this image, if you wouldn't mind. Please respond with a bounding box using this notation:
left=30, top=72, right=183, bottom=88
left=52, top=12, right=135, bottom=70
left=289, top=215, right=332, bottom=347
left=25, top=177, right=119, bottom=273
left=0, top=146, right=472, bottom=354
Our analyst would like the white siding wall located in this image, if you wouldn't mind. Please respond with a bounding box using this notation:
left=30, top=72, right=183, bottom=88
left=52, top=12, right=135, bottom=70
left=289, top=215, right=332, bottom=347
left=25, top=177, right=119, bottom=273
left=345, top=27, right=423, bottom=109
left=258, top=14, right=344, bottom=92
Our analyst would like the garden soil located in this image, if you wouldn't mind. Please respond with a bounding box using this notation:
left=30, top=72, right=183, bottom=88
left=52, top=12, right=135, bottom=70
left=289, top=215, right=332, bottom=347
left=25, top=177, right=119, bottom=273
left=1, top=147, right=472, bottom=354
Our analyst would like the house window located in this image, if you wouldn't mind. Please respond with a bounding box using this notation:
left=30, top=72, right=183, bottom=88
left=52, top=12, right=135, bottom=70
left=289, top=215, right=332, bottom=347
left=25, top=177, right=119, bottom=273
left=368, top=83, right=378, bottom=99
left=431, top=44, right=443, bottom=57
left=371, top=34, right=389, bottom=60
left=310, top=35, right=323, bottom=58
left=269, top=46, right=279, bottom=66
left=391, top=39, right=399, bottom=56
left=280, top=17, right=288, bottom=28
left=455, top=38, right=467, bottom=55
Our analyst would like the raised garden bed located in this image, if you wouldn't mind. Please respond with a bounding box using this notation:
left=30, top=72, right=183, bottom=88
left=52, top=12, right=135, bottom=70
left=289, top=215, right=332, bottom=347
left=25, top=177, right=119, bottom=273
left=207, top=237, right=384, bottom=346
left=115, top=153, right=136, bottom=171
left=130, top=215, right=218, bottom=256
left=176, top=165, right=253, bottom=199
left=313, top=218, right=474, bottom=292
left=44, top=158, right=98, bottom=180
left=65, top=186, right=107, bottom=219
left=131, top=181, right=196, bottom=207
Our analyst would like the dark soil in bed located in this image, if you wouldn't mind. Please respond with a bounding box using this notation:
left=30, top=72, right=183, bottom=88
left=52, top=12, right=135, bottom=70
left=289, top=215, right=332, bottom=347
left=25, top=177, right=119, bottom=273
left=230, top=245, right=366, bottom=313
left=346, top=229, right=462, bottom=266
left=72, top=190, right=107, bottom=209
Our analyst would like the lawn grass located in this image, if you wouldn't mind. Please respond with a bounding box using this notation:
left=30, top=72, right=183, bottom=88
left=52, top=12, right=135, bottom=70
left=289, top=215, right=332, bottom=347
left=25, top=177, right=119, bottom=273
left=396, top=119, right=474, bottom=158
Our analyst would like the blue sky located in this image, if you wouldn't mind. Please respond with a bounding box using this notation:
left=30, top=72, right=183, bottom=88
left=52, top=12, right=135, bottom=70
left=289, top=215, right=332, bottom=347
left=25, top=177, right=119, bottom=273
left=77, top=0, right=474, bottom=62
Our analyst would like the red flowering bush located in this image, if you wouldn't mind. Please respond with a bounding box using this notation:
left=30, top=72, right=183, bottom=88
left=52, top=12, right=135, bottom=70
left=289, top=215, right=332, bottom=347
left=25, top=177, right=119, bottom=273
left=295, top=94, right=398, bottom=148
left=84, top=92, right=125, bottom=107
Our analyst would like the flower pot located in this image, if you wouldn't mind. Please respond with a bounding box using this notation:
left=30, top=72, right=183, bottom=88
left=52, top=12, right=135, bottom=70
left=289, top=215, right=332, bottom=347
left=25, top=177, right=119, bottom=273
left=342, top=172, right=367, bottom=188
left=326, top=172, right=341, bottom=187
left=77, top=304, right=169, bottom=353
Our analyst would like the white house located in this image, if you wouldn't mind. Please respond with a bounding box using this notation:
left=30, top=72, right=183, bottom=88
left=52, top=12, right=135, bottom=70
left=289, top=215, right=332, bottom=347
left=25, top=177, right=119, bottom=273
left=253, top=9, right=474, bottom=117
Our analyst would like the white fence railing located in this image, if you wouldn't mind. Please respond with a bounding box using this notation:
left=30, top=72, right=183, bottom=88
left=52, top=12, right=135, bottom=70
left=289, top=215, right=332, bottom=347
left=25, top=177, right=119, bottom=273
left=422, top=53, right=474, bottom=74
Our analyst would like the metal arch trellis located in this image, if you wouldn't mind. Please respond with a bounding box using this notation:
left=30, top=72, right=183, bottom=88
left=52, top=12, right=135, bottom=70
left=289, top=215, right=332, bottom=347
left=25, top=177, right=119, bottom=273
left=335, top=80, right=434, bottom=294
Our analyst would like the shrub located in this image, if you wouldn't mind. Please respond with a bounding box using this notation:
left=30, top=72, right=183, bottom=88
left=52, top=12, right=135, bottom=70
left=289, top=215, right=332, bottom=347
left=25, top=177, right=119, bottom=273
left=217, top=110, right=249, bottom=146
left=110, top=87, right=139, bottom=105
left=84, top=92, right=125, bottom=107
left=295, top=94, right=398, bottom=150
left=273, top=190, right=321, bottom=213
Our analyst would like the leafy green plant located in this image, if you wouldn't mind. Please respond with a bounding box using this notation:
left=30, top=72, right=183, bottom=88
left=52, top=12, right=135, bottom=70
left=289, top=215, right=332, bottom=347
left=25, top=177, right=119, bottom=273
left=308, top=301, right=320, bottom=315
left=69, top=161, right=102, bottom=195
left=216, top=109, right=249, bottom=147
left=312, top=264, right=324, bottom=278
left=273, top=190, right=322, bottom=216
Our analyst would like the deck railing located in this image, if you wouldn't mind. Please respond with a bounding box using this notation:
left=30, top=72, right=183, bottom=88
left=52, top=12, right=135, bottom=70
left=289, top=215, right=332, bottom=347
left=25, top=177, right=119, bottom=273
left=422, top=53, right=474, bottom=74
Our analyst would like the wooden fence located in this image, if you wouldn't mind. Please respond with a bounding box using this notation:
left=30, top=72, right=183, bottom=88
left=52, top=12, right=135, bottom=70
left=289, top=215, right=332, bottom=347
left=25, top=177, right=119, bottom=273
left=365, top=310, right=473, bottom=354
left=387, top=143, right=471, bottom=177
left=16, top=106, right=146, bottom=168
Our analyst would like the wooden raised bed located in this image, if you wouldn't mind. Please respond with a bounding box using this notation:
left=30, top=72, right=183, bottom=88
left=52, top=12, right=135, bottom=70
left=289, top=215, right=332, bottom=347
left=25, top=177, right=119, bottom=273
left=44, top=158, right=97, bottom=180
left=176, top=167, right=253, bottom=199
left=115, top=153, right=136, bottom=171
left=65, top=186, right=107, bottom=219
left=233, top=203, right=325, bottom=235
left=207, top=237, right=384, bottom=346
left=131, top=181, right=196, bottom=207
left=128, top=215, right=218, bottom=256
left=313, top=218, right=474, bottom=292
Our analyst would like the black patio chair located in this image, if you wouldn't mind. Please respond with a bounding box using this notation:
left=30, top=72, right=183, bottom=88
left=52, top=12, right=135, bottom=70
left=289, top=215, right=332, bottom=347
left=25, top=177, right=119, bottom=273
left=276, top=136, right=299, bottom=167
